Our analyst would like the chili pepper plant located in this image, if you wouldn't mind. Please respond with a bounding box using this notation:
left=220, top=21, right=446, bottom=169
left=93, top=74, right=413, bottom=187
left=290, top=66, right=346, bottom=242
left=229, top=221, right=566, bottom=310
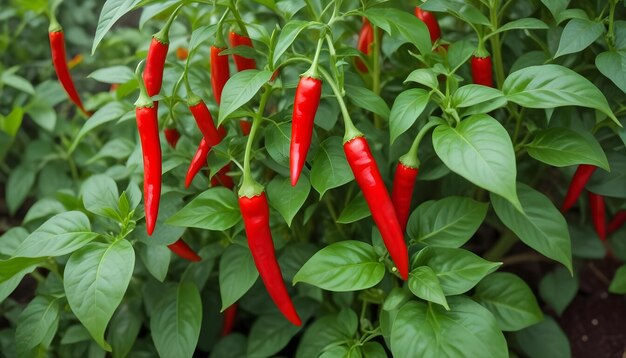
left=2, top=0, right=626, bottom=357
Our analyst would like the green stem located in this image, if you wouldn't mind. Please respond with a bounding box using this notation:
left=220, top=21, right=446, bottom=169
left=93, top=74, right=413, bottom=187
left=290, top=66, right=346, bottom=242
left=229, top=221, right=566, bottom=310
left=606, top=0, right=618, bottom=51
left=483, top=231, right=518, bottom=261
left=229, top=0, right=250, bottom=37
left=488, top=0, right=505, bottom=88
left=399, top=119, right=442, bottom=168
left=304, top=36, right=325, bottom=78
left=239, top=85, right=272, bottom=197
left=134, top=60, right=153, bottom=107
left=318, top=67, right=361, bottom=141
left=372, top=23, right=382, bottom=129
left=214, top=7, right=231, bottom=47
left=154, top=3, right=185, bottom=44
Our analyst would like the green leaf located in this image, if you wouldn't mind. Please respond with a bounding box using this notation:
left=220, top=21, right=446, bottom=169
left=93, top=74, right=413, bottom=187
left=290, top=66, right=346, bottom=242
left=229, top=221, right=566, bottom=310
left=555, top=18, right=604, bottom=58
left=474, top=273, right=543, bottom=331
left=0, top=264, right=37, bottom=301
left=293, top=241, right=385, bottom=291
left=609, top=265, right=626, bottom=294
left=433, top=115, right=521, bottom=211
left=219, top=245, right=259, bottom=310
left=81, top=174, right=120, bottom=219
left=296, top=310, right=358, bottom=358
left=447, top=40, right=476, bottom=70
left=218, top=70, right=273, bottom=125
left=189, top=25, right=217, bottom=52
left=596, top=50, right=626, bottom=95
left=0, top=106, right=24, bottom=137
left=492, top=18, right=549, bottom=35
left=512, top=317, right=571, bottom=358
left=267, top=176, right=311, bottom=227
left=407, top=196, right=488, bottom=248
left=503, top=64, right=618, bottom=125
left=2, top=71, right=35, bottom=95
left=0, top=226, right=28, bottom=256
left=390, top=297, right=507, bottom=358
left=526, top=128, right=609, bottom=170
left=405, top=69, right=439, bottom=89
left=265, top=121, right=291, bottom=167
left=14, top=211, right=98, bottom=258
left=452, top=85, right=504, bottom=109
left=88, top=66, right=134, bottom=84
left=345, top=84, right=390, bottom=120
left=71, top=102, right=132, bottom=152
left=366, top=8, right=431, bottom=56
left=64, top=240, right=135, bottom=351
left=23, top=198, right=66, bottom=224
left=408, top=266, right=449, bottom=309
left=137, top=242, right=170, bottom=282
left=273, top=20, right=310, bottom=67
left=92, top=0, right=141, bottom=54
left=490, top=183, right=573, bottom=273
left=310, top=137, right=354, bottom=197
left=412, top=247, right=501, bottom=296
left=151, top=282, right=202, bottom=358
left=107, top=299, right=142, bottom=358
left=539, top=267, right=578, bottom=315
left=0, top=257, right=44, bottom=283
left=137, top=192, right=186, bottom=246
left=337, top=193, right=370, bottom=224
left=166, top=188, right=241, bottom=231
left=6, top=163, right=36, bottom=215
left=540, top=0, right=570, bottom=21
left=15, top=296, right=61, bottom=356
left=389, top=89, right=430, bottom=143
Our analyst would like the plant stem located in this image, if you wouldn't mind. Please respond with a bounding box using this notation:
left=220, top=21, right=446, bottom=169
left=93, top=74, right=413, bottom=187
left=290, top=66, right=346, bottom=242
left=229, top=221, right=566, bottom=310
left=372, top=24, right=382, bottom=129
left=488, top=0, right=505, bottom=88
left=240, top=85, right=272, bottom=195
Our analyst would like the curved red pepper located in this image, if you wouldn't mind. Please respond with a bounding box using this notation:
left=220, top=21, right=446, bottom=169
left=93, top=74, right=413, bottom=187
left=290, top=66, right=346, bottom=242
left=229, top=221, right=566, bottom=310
left=228, top=31, right=256, bottom=71
left=391, top=162, right=419, bottom=233
left=143, top=37, right=168, bottom=97
left=562, top=164, right=597, bottom=213
left=167, top=239, right=201, bottom=262
left=164, top=128, right=180, bottom=148
left=344, top=136, right=409, bottom=280
left=290, top=76, right=322, bottom=186
left=49, top=30, right=89, bottom=115
left=355, top=19, right=373, bottom=73
left=471, top=55, right=493, bottom=87
left=188, top=97, right=227, bottom=146
left=240, top=120, right=252, bottom=135
left=185, top=139, right=210, bottom=188
left=239, top=192, right=302, bottom=326
left=608, top=211, right=626, bottom=234
left=136, top=105, right=161, bottom=235
left=415, top=7, right=441, bottom=44
left=210, top=165, right=234, bottom=189
left=220, top=304, right=238, bottom=336
left=210, top=46, right=230, bottom=104
left=588, top=192, right=606, bottom=241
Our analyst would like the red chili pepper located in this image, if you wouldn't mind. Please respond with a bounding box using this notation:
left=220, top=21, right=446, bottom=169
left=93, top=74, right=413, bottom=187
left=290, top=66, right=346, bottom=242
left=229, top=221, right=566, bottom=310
left=167, top=239, right=201, bottom=262
left=240, top=120, right=252, bottom=135
left=608, top=211, right=626, bottom=234
left=290, top=76, right=322, bottom=186
left=188, top=94, right=227, bottom=146
left=185, top=139, right=211, bottom=188
left=391, top=162, right=419, bottom=233
left=414, top=7, right=441, bottom=44
left=561, top=164, right=597, bottom=213
left=355, top=18, right=373, bottom=73
left=210, top=165, right=234, bottom=189
left=239, top=192, right=302, bottom=325
left=471, top=55, right=493, bottom=87
left=228, top=31, right=256, bottom=71
left=588, top=192, right=606, bottom=241
left=210, top=46, right=230, bottom=104
left=135, top=66, right=162, bottom=236
left=164, top=128, right=180, bottom=148
left=48, top=25, right=89, bottom=116
left=344, top=136, right=409, bottom=280
left=220, top=304, right=238, bottom=336
left=143, top=37, right=169, bottom=97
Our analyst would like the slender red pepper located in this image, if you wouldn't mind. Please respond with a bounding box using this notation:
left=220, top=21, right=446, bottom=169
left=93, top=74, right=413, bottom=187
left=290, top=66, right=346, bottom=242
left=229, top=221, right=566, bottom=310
left=608, top=211, right=626, bottom=234
left=344, top=136, right=409, bottom=280
left=185, top=139, right=210, bottom=188
left=290, top=76, right=322, bottom=186
left=168, top=239, right=201, bottom=262
left=228, top=31, right=257, bottom=71
left=188, top=93, right=227, bottom=146
left=164, top=128, right=180, bottom=148
left=391, top=163, right=419, bottom=233
left=471, top=55, right=493, bottom=87
left=561, top=164, right=597, bottom=213
left=240, top=120, right=252, bottom=135
left=135, top=64, right=162, bottom=236
left=211, top=165, right=234, bottom=189
left=48, top=19, right=89, bottom=116
left=355, top=18, right=373, bottom=73
left=415, top=7, right=441, bottom=44
left=220, top=304, right=238, bottom=336
left=210, top=46, right=230, bottom=104
left=142, top=5, right=181, bottom=97
left=239, top=192, right=302, bottom=326
left=588, top=192, right=607, bottom=241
